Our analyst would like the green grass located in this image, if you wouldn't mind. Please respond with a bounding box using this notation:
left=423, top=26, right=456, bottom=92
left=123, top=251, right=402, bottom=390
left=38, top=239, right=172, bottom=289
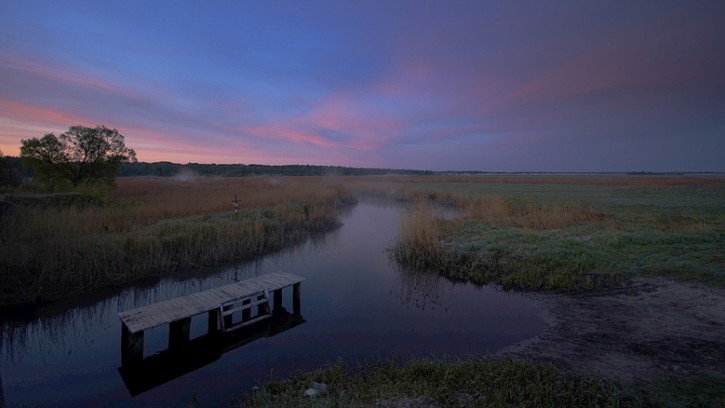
left=241, top=176, right=725, bottom=408
left=239, top=357, right=648, bottom=408
left=393, top=177, right=725, bottom=291
left=639, top=371, right=725, bottom=408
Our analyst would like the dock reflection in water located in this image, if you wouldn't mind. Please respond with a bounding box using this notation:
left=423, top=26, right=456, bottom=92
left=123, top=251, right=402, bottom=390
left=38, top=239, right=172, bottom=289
left=0, top=202, right=546, bottom=407
left=119, top=308, right=304, bottom=396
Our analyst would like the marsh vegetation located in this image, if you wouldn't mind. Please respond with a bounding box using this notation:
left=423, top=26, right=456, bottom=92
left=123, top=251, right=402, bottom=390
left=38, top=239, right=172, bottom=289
left=242, top=357, right=646, bottom=407
left=2, top=174, right=723, bottom=407
left=238, top=174, right=725, bottom=407
left=392, top=175, right=725, bottom=290
left=0, top=176, right=352, bottom=306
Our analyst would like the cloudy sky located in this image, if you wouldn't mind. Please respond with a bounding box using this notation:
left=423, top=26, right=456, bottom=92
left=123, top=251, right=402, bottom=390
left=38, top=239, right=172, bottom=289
left=1, top=1, right=723, bottom=171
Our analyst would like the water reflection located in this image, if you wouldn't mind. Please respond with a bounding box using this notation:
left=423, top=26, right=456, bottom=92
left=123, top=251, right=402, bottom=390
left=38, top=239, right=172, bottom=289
left=119, top=308, right=304, bottom=396
left=1, top=364, right=5, bottom=408
left=395, top=264, right=455, bottom=311
left=0, top=201, right=545, bottom=408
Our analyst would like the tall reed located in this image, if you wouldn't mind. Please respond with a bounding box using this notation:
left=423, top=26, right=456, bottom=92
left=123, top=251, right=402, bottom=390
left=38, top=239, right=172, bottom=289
left=0, top=177, right=353, bottom=306
left=463, top=195, right=607, bottom=229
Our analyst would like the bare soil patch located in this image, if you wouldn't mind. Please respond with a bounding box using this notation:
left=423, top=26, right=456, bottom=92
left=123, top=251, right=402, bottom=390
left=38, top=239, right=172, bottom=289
left=503, top=277, right=725, bottom=385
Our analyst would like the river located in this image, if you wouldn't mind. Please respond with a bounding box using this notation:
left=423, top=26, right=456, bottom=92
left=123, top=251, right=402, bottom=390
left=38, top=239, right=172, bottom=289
left=0, top=201, right=545, bottom=407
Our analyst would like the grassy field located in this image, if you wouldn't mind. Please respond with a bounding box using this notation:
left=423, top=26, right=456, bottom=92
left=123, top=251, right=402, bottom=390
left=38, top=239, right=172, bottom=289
left=239, top=356, right=657, bottom=407
left=3, top=174, right=721, bottom=299
left=239, top=358, right=725, bottom=408
left=391, top=175, right=725, bottom=290
left=3, top=174, right=724, bottom=406
left=0, top=176, right=353, bottom=306
left=238, top=175, right=725, bottom=408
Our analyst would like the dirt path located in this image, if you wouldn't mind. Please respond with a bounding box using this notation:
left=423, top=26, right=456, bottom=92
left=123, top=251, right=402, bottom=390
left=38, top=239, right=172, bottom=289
left=502, top=277, right=725, bottom=385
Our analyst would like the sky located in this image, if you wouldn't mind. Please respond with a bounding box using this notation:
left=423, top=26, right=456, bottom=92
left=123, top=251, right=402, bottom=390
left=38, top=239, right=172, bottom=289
left=1, top=1, right=724, bottom=172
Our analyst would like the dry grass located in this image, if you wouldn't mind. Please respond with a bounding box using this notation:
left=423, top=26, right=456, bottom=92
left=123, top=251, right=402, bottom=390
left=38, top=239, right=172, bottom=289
left=463, top=195, right=610, bottom=229
left=398, top=204, right=444, bottom=252
left=405, top=174, right=725, bottom=186
left=0, top=176, right=353, bottom=306
left=107, top=176, right=350, bottom=228
left=391, top=175, right=725, bottom=290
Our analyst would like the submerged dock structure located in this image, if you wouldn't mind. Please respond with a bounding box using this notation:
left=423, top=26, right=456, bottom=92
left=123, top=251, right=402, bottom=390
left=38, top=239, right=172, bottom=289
left=118, top=272, right=304, bottom=366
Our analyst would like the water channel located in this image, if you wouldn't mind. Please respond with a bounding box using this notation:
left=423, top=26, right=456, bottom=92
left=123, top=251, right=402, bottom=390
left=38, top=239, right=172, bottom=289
left=0, top=201, right=546, bottom=407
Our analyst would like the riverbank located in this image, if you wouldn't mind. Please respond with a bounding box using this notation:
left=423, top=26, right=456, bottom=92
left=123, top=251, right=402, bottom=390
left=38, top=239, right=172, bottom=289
left=504, top=276, right=725, bottom=406
left=239, top=175, right=725, bottom=407
left=242, top=357, right=646, bottom=407
left=240, top=277, right=725, bottom=407
left=392, top=176, right=725, bottom=291
left=0, top=177, right=353, bottom=307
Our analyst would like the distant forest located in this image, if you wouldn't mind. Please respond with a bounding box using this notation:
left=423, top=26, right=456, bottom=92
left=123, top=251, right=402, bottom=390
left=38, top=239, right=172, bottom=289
left=3, top=155, right=719, bottom=187
left=117, top=162, right=431, bottom=177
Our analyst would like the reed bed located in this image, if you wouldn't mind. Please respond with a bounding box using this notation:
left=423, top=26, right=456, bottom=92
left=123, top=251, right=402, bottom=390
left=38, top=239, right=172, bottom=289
left=463, top=195, right=609, bottom=229
left=0, top=177, right=353, bottom=306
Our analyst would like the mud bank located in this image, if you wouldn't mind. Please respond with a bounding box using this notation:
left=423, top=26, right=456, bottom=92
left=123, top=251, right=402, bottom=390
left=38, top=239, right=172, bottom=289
left=503, top=277, right=725, bottom=385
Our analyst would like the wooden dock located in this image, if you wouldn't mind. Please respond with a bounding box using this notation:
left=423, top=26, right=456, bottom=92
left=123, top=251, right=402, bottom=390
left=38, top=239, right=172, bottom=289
left=118, top=272, right=304, bottom=366
left=119, top=309, right=305, bottom=396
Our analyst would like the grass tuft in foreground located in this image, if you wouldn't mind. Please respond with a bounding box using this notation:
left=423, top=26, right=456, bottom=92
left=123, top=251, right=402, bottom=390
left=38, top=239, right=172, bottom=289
left=240, top=356, right=647, bottom=408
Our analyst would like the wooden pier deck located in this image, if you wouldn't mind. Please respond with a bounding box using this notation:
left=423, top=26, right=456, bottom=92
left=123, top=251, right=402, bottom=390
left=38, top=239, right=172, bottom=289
left=118, top=272, right=304, bottom=366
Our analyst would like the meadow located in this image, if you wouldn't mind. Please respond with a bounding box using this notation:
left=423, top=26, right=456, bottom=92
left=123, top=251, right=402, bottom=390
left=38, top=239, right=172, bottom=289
left=236, top=174, right=725, bottom=408
left=3, top=173, right=722, bottom=304
left=241, top=357, right=647, bottom=407
left=391, top=175, right=725, bottom=290
left=2, top=174, right=724, bottom=406
left=0, top=176, right=353, bottom=306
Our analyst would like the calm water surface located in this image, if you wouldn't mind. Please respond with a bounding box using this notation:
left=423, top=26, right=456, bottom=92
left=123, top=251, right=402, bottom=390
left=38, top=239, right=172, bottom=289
left=0, top=201, right=546, bottom=407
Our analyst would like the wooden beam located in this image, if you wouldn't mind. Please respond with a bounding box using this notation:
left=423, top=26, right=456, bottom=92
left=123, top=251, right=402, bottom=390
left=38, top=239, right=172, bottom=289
left=121, top=323, right=144, bottom=366
left=241, top=298, right=251, bottom=322
left=118, top=272, right=304, bottom=333
left=257, top=293, right=268, bottom=315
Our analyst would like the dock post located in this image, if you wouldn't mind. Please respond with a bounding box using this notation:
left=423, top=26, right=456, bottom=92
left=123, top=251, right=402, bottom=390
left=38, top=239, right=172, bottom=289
left=257, top=293, right=267, bottom=315
left=241, top=298, right=251, bottom=322
left=121, top=323, right=144, bottom=366
left=223, top=304, right=234, bottom=328
left=273, top=289, right=282, bottom=312
left=292, top=283, right=301, bottom=316
left=169, top=317, right=191, bottom=349
left=208, top=308, right=220, bottom=334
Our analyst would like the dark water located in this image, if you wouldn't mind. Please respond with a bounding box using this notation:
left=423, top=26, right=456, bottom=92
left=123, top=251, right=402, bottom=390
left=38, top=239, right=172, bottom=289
left=0, top=201, right=546, bottom=407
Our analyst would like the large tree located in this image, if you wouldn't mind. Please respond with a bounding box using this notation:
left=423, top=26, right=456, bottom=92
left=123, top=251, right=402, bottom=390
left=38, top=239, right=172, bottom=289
left=20, top=125, right=137, bottom=189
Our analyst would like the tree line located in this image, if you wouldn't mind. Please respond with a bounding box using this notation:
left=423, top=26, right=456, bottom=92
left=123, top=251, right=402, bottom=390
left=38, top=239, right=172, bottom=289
left=118, top=162, right=432, bottom=177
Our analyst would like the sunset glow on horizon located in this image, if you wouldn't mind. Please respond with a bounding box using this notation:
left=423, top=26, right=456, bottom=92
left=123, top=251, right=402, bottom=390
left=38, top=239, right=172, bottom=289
left=1, top=1, right=723, bottom=171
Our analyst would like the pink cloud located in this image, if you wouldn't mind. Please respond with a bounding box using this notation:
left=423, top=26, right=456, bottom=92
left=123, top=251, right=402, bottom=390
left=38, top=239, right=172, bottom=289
left=243, top=125, right=339, bottom=149
left=0, top=53, right=133, bottom=97
left=0, top=101, right=92, bottom=154
left=0, top=100, right=88, bottom=128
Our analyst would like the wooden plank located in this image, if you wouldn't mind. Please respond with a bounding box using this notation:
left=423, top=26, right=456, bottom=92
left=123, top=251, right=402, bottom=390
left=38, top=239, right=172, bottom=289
left=119, top=272, right=303, bottom=333
left=223, top=313, right=272, bottom=332
left=221, top=298, right=269, bottom=316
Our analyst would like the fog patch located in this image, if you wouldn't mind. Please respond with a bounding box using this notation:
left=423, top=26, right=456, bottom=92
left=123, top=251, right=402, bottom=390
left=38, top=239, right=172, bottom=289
left=174, top=168, right=199, bottom=182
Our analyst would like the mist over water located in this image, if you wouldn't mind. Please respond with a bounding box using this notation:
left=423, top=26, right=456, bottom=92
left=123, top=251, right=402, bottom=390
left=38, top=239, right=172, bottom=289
left=0, top=200, right=545, bottom=407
